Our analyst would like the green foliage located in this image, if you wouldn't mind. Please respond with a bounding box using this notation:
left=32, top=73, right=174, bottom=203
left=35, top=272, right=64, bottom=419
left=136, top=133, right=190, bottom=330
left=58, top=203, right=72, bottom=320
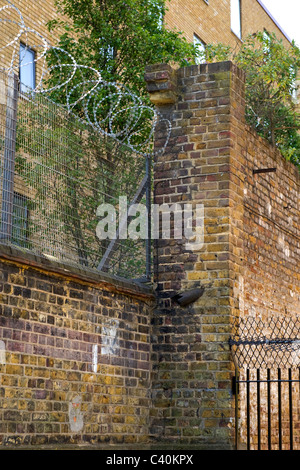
left=45, top=0, right=198, bottom=157
left=197, top=43, right=232, bottom=63
left=11, top=0, right=201, bottom=279
left=47, top=0, right=196, bottom=97
left=198, top=31, right=300, bottom=170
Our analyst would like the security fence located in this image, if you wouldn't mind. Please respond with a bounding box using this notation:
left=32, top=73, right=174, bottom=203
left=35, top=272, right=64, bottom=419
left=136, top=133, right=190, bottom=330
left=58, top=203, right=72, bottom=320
left=0, top=69, right=152, bottom=280
left=230, top=315, right=300, bottom=450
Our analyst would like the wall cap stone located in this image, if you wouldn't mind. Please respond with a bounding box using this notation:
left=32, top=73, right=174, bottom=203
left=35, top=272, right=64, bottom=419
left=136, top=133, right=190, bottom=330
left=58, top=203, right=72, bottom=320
left=0, top=243, right=154, bottom=300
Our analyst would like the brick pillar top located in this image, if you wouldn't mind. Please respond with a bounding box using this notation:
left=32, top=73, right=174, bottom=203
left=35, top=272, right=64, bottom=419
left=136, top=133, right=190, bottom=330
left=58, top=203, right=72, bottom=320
left=144, top=63, right=178, bottom=106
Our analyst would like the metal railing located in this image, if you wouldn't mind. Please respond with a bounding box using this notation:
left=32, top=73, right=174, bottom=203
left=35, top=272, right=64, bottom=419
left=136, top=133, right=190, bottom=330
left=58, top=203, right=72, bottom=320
left=0, top=69, right=152, bottom=280
left=230, top=316, right=300, bottom=450
left=233, top=367, right=300, bottom=450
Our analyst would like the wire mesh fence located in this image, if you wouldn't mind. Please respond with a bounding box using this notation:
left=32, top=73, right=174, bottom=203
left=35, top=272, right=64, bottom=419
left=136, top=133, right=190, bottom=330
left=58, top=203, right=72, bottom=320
left=0, top=69, right=151, bottom=280
left=230, top=315, right=300, bottom=369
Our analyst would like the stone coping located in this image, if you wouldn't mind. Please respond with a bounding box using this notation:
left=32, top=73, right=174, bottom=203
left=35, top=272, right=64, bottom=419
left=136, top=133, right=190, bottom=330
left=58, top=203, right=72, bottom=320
left=0, top=243, right=154, bottom=301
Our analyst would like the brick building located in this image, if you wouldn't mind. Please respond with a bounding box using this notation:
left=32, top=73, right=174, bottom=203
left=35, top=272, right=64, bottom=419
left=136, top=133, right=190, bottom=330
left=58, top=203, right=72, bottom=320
left=0, top=0, right=293, bottom=89
left=0, top=56, right=298, bottom=451
left=164, top=0, right=292, bottom=54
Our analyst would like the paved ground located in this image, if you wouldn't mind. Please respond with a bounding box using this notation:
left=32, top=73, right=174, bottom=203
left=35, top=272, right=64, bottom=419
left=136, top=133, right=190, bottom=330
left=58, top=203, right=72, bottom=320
left=0, top=442, right=231, bottom=451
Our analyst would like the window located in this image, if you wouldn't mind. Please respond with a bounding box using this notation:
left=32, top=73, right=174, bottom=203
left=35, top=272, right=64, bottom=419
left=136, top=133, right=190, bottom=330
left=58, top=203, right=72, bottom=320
left=12, top=192, right=29, bottom=247
left=231, top=0, right=242, bottom=39
left=19, top=43, right=36, bottom=93
left=263, top=29, right=271, bottom=53
left=289, top=66, right=298, bottom=102
left=194, top=35, right=206, bottom=64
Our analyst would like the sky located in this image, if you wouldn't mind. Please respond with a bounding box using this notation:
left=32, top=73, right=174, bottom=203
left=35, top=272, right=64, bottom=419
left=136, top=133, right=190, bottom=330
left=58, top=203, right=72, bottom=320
left=260, top=0, right=300, bottom=46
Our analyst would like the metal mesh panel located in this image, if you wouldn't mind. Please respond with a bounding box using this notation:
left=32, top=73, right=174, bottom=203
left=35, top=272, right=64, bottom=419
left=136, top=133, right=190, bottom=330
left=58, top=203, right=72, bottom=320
left=230, top=315, right=300, bottom=369
left=0, top=69, right=150, bottom=279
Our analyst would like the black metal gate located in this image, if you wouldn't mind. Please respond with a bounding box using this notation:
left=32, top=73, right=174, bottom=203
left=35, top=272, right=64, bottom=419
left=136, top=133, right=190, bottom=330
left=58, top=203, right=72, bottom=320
left=230, top=316, right=300, bottom=450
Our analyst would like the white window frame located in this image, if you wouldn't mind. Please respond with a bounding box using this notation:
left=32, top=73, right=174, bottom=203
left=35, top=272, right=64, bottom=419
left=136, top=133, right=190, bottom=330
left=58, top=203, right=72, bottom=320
left=19, top=43, right=36, bottom=93
left=231, top=0, right=242, bottom=39
left=194, top=35, right=206, bottom=64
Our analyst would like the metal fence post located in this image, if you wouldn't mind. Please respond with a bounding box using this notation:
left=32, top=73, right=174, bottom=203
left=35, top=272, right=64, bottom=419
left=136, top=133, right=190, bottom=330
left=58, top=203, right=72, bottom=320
left=234, top=368, right=239, bottom=450
left=0, top=72, right=18, bottom=241
left=145, top=153, right=152, bottom=280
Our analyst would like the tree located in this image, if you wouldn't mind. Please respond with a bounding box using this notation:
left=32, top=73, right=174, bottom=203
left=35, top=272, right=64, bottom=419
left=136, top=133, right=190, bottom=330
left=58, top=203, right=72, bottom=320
left=198, top=31, right=300, bottom=170
left=17, top=0, right=198, bottom=278
left=45, top=0, right=198, bottom=158
left=47, top=0, right=196, bottom=97
left=37, top=0, right=198, bottom=278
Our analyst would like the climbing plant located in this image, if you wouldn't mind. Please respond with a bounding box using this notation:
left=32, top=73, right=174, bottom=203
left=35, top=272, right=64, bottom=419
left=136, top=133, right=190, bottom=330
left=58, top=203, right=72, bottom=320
left=198, top=31, right=300, bottom=170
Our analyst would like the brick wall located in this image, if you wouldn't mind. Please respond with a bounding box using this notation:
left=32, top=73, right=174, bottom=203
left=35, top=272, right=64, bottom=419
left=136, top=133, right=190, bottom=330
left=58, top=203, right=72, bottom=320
left=145, top=60, right=300, bottom=449
left=0, top=57, right=299, bottom=449
left=0, top=0, right=291, bottom=75
left=164, top=0, right=291, bottom=49
left=242, top=129, right=300, bottom=319
left=0, top=245, right=154, bottom=447
left=0, top=0, right=66, bottom=85
left=242, top=0, right=291, bottom=44
left=237, top=123, right=300, bottom=450
left=145, top=61, right=245, bottom=449
left=0, top=0, right=299, bottom=445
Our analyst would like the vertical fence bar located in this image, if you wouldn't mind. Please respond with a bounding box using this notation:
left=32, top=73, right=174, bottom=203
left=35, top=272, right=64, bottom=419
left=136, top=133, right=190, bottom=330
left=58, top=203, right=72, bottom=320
left=278, top=368, right=282, bottom=450
left=257, top=369, right=261, bottom=450
left=267, top=368, right=271, bottom=450
left=246, top=369, right=250, bottom=450
left=234, top=368, right=239, bottom=450
left=145, top=154, right=151, bottom=280
left=289, top=368, right=293, bottom=450
left=0, top=72, right=18, bottom=241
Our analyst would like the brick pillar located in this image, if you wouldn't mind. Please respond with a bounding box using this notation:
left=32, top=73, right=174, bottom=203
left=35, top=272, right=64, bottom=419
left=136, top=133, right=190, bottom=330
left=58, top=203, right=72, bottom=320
left=145, top=62, right=246, bottom=449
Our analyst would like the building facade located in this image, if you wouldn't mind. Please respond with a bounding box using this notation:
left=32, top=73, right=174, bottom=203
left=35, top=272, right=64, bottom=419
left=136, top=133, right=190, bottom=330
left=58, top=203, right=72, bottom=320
left=0, top=0, right=293, bottom=91
left=164, top=0, right=292, bottom=54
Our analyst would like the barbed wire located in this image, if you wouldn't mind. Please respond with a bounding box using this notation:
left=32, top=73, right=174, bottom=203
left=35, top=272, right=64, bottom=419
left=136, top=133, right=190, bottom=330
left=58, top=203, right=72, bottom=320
left=0, top=0, right=171, bottom=157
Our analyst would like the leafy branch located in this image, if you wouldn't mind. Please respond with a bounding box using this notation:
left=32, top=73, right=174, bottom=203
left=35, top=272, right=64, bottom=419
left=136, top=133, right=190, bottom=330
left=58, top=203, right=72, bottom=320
left=198, top=31, right=300, bottom=170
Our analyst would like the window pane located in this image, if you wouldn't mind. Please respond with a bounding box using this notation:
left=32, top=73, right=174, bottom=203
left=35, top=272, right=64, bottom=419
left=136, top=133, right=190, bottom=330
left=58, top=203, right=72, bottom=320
left=19, top=44, right=35, bottom=92
left=194, top=35, right=206, bottom=64
left=231, top=0, right=241, bottom=39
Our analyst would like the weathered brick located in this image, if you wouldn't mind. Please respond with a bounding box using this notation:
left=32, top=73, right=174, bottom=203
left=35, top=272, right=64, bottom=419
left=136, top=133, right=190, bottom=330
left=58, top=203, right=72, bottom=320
left=148, top=59, right=300, bottom=451
left=0, top=252, right=153, bottom=448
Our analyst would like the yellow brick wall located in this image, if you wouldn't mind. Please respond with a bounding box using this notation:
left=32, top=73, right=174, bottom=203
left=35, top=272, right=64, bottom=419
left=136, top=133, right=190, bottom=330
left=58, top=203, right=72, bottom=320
left=0, top=0, right=66, bottom=84
left=164, top=0, right=291, bottom=47
left=242, top=0, right=290, bottom=46
left=0, top=251, right=154, bottom=447
left=0, top=0, right=292, bottom=66
left=146, top=59, right=300, bottom=449
left=0, top=0, right=292, bottom=82
left=0, top=0, right=64, bottom=46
